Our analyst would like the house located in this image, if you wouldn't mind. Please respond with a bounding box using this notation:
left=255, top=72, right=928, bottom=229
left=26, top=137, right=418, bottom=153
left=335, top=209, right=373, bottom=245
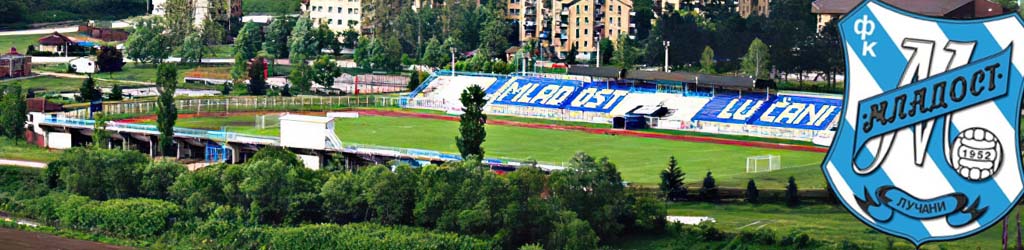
left=36, top=32, right=78, bottom=54
left=811, top=0, right=1007, bottom=32
left=78, top=21, right=129, bottom=42
left=69, top=57, right=97, bottom=74
left=0, top=48, right=31, bottom=79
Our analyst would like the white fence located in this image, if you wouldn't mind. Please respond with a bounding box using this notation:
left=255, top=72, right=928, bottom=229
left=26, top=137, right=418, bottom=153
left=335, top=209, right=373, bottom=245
left=61, top=95, right=405, bottom=118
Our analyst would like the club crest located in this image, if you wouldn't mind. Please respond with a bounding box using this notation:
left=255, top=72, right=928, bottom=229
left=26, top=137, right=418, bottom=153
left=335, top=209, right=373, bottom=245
left=824, top=0, right=1024, bottom=245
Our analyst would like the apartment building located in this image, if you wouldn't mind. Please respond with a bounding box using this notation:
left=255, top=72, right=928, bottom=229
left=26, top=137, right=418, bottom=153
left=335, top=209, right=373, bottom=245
left=515, top=0, right=636, bottom=60
left=737, top=0, right=769, bottom=18
left=811, top=0, right=1005, bottom=32
left=151, top=0, right=242, bottom=29
left=306, top=0, right=363, bottom=33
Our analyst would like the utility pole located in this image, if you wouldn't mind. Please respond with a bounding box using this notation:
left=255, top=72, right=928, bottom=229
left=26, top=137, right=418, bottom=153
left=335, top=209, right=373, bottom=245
left=596, top=37, right=601, bottom=67
left=450, top=47, right=456, bottom=77
left=663, top=40, right=671, bottom=72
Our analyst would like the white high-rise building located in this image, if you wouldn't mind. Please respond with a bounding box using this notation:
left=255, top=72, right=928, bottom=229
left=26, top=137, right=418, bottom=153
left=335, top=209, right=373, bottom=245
left=306, top=0, right=363, bottom=34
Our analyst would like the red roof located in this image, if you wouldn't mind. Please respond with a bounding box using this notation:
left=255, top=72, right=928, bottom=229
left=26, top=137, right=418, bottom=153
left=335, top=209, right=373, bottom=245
left=811, top=0, right=975, bottom=16
left=37, top=32, right=75, bottom=46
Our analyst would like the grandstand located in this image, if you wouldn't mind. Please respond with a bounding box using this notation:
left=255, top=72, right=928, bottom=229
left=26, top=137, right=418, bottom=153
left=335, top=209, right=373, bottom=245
left=405, top=69, right=842, bottom=144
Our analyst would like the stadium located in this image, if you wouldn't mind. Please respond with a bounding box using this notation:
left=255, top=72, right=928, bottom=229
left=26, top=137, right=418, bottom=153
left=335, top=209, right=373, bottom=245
left=17, top=68, right=1013, bottom=249
left=65, top=67, right=838, bottom=190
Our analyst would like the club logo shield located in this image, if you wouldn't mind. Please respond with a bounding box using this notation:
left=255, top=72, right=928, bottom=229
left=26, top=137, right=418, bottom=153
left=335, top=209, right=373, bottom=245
left=824, top=0, right=1024, bottom=245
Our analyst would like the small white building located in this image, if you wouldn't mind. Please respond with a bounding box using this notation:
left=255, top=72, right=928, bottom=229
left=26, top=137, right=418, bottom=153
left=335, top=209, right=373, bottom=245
left=69, top=57, right=97, bottom=74
left=280, top=114, right=344, bottom=169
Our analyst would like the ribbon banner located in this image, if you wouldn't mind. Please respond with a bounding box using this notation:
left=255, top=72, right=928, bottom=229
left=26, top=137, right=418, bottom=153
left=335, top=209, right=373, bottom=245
left=856, top=186, right=988, bottom=227
left=852, top=46, right=1013, bottom=154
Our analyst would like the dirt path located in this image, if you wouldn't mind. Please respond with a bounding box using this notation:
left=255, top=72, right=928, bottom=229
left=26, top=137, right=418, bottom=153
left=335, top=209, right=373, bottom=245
left=121, top=109, right=828, bottom=153
left=0, top=228, right=130, bottom=250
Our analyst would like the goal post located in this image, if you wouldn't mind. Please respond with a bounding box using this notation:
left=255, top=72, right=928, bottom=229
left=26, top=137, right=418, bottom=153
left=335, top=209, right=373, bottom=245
left=746, top=155, right=781, bottom=173
left=255, top=113, right=283, bottom=129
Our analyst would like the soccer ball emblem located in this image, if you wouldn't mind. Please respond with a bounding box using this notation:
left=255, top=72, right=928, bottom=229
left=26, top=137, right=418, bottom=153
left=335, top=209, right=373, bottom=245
left=952, top=127, right=1002, bottom=181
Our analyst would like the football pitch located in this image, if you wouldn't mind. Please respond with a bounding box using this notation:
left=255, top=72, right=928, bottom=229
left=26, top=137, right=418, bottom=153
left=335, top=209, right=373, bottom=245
left=169, top=113, right=827, bottom=189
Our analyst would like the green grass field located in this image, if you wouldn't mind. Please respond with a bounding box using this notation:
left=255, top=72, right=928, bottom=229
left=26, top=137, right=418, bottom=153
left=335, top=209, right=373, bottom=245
left=612, top=202, right=1012, bottom=249
left=5, top=76, right=141, bottom=93
left=0, top=34, right=60, bottom=53
left=168, top=114, right=826, bottom=189
left=0, top=138, right=58, bottom=163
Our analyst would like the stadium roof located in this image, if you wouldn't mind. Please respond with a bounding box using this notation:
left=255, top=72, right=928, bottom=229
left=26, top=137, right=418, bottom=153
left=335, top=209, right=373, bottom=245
left=623, top=70, right=757, bottom=89
left=566, top=66, right=624, bottom=79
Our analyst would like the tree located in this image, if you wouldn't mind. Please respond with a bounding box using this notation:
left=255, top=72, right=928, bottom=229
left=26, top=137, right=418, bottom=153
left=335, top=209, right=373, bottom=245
left=109, top=85, right=123, bottom=101
left=746, top=179, right=759, bottom=204
left=221, top=82, right=233, bottom=95
left=0, top=84, right=27, bottom=140
left=156, top=64, right=178, bottom=156
left=231, top=53, right=248, bottom=82
left=234, top=22, right=264, bottom=61
left=125, top=17, right=170, bottom=64
left=612, top=34, right=643, bottom=69
left=786, top=176, right=799, bottom=207
left=78, top=76, right=101, bottom=102
left=96, top=46, right=125, bottom=73
left=288, top=62, right=313, bottom=94
left=248, top=57, right=269, bottom=95
left=420, top=37, right=447, bottom=68
left=456, top=85, right=487, bottom=159
left=92, top=112, right=110, bottom=148
left=354, top=37, right=371, bottom=69
left=289, top=16, right=316, bottom=64
left=699, top=171, right=719, bottom=202
left=311, top=56, right=342, bottom=90
left=547, top=211, right=599, bottom=250
left=47, top=148, right=149, bottom=200
left=315, top=24, right=342, bottom=55
left=263, top=16, right=296, bottom=58
left=342, top=28, right=359, bottom=48
left=700, top=46, right=716, bottom=74
left=201, top=18, right=227, bottom=45
left=741, top=38, right=771, bottom=80
left=162, top=0, right=195, bottom=45
left=407, top=71, right=424, bottom=91
left=178, top=33, right=209, bottom=65
left=566, top=43, right=579, bottom=64
left=141, top=161, right=187, bottom=199
left=548, top=152, right=634, bottom=241
left=599, top=38, right=614, bottom=65
left=478, top=8, right=510, bottom=59
left=659, top=156, right=686, bottom=201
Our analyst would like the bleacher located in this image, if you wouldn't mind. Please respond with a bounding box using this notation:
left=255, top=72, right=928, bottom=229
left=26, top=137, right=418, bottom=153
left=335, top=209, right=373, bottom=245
left=405, top=70, right=843, bottom=143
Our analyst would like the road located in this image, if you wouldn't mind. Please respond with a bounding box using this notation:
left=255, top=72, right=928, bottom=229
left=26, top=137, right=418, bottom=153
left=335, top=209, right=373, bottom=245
left=31, top=56, right=237, bottom=64
left=0, top=159, right=46, bottom=169
left=0, top=21, right=131, bottom=36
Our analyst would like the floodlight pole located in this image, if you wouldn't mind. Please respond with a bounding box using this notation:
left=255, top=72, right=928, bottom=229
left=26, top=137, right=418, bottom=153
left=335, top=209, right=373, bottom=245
left=449, top=47, right=456, bottom=77
left=595, top=36, right=601, bottom=67
left=663, top=40, right=671, bottom=72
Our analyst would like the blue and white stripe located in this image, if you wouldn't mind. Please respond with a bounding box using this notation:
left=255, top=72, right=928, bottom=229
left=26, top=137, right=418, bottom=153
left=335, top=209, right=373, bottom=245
left=826, top=0, right=1024, bottom=245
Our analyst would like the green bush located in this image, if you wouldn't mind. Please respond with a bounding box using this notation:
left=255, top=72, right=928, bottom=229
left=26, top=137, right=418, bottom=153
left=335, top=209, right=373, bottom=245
left=263, top=223, right=493, bottom=250
left=88, top=198, right=181, bottom=238
left=23, top=193, right=180, bottom=238
left=47, top=148, right=149, bottom=200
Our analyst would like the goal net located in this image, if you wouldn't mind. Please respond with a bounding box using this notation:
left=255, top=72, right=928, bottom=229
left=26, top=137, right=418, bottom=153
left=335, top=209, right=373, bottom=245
left=746, top=155, right=781, bottom=173
left=255, top=113, right=282, bottom=129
